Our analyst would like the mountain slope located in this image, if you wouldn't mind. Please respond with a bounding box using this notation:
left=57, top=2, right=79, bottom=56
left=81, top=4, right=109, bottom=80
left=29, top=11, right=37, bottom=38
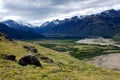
left=36, top=9, right=120, bottom=38
left=0, top=23, right=44, bottom=39
left=1, top=9, right=120, bottom=38
left=1, top=20, right=32, bottom=31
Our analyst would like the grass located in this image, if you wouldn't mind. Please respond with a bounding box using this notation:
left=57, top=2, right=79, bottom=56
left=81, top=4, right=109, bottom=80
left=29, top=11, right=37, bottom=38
left=36, top=39, right=120, bottom=60
left=0, top=38, right=120, bottom=80
left=71, top=44, right=120, bottom=60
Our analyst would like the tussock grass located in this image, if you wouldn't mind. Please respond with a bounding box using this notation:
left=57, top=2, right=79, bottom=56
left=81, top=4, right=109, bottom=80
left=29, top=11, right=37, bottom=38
left=0, top=39, right=120, bottom=80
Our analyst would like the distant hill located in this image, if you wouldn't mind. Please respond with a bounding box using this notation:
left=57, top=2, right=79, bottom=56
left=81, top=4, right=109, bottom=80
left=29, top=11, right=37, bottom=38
left=0, top=23, right=44, bottom=39
left=113, top=33, right=120, bottom=41
left=35, top=9, right=120, bottom=38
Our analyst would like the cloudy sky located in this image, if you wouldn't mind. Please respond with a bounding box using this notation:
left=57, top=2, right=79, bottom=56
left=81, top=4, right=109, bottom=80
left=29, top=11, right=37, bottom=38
left=0, top=0, right=120, bottom=24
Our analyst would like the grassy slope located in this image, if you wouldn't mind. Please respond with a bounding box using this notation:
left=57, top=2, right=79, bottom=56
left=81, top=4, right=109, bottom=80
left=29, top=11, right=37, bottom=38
left=0, top=39, right=120, bottom=80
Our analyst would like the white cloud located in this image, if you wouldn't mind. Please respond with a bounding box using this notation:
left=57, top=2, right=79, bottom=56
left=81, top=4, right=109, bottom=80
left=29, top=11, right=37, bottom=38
left=112, top=4, right=120, bottom=9
left=0, top=0, right=120, bottom=25
left=2, top=16, right=21, bottom=21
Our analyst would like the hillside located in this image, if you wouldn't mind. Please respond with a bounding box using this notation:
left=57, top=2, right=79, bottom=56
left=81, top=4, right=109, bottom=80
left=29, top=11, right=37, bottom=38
left=0, top=23, right=44, bottom=39
left=35, top=9, right=120, bottom=38
left=0, top=20, right=32, bottom=31
left=0, top=33, right=120, bottom=80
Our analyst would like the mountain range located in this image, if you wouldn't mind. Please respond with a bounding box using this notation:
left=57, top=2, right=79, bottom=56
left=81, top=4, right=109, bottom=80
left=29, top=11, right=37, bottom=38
left=35, top=9, right=120, bottom=38
left=0, top=9, right=120, bottom=39
left=0, top=23, right=44, bottom=39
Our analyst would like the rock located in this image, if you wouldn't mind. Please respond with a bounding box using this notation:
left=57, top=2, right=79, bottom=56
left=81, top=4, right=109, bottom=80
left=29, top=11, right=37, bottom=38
left=38, top=54, right=54, bottom=63
left=0, top=32, right=13, bottom=41
left=4, top=36, right=13, bottom=41
left=31, top=48, right=38, bottom=53
left=4, top=54, right=16, bottom=61
left=18, top=54, right=42, bottom=67
left=40, top=56, right=54, bottom=63
left=0, top=32, right=4, bottom=36
left=23, top=45, right=38, bottom=53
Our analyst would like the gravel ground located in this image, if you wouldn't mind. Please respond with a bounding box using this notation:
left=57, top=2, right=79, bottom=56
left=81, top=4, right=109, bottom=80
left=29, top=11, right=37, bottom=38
left=76, top=38, right=120, bottom=47
left=94, top=53, right=120, bottom=69
left=76, top=38, right=120, bottom=69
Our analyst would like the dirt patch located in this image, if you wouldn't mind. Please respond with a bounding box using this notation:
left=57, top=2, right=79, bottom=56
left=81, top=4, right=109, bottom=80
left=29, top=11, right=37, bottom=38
left=94, top=53, right=120, bottom=70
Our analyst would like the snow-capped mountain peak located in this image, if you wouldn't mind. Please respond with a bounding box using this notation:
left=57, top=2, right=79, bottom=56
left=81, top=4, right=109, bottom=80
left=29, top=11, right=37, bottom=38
left=17, top=21, right=32, bottom=27
left=52, top=19, right=60, bottom=25
left=41, top=21, right=50, bottom=27
left=0, top=19, right=34, bottom=31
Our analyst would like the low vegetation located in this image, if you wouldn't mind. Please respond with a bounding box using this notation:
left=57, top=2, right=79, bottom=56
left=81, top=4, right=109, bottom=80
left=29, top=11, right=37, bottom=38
left=38, top=39, right=120, bottom=60
left=113, top=33, right=120, bottom=42
left=0, top=35, right=120, bottom=80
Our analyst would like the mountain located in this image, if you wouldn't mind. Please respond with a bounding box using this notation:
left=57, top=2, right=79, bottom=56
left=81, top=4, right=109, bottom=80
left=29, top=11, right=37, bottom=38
left=35, top=9, right=120, bottom=38
left=1, top=9, right=120, bottom=38
left=0, top=23, right=44, bottom=39
left=0, top=20, right=32, bottom=31
left=32, top=19, right=61, bottom=34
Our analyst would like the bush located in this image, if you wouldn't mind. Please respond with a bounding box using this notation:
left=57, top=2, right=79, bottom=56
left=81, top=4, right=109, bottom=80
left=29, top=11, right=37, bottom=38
left=70, top=48, right=104, bottom=60
left=52, top=46, right=69, bottom=52
left=113, top=33, right=120, bottom=41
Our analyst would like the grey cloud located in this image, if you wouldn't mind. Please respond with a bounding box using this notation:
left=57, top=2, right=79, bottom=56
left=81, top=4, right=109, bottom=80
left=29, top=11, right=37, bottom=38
left=0, top=0, right=120, bottom=24
left=0, top=16, right=3, bottom=20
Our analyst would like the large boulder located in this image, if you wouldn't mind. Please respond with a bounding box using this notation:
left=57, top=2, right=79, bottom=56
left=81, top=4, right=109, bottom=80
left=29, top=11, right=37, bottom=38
left=4, top=54, right=16, bottom=61
left=18, top=54, right=41, bottom=67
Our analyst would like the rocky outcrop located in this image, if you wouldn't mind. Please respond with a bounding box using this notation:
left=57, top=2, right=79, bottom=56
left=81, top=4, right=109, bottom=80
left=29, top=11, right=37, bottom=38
left=37, top=54, right=54, bottom=63
left=23, top=45, right=38, bottom=53
left=18, top=54, right=42, bottom=67
left=4, top=54, right=16, bottom=61
left=0, top=32, right=13, bottom=41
